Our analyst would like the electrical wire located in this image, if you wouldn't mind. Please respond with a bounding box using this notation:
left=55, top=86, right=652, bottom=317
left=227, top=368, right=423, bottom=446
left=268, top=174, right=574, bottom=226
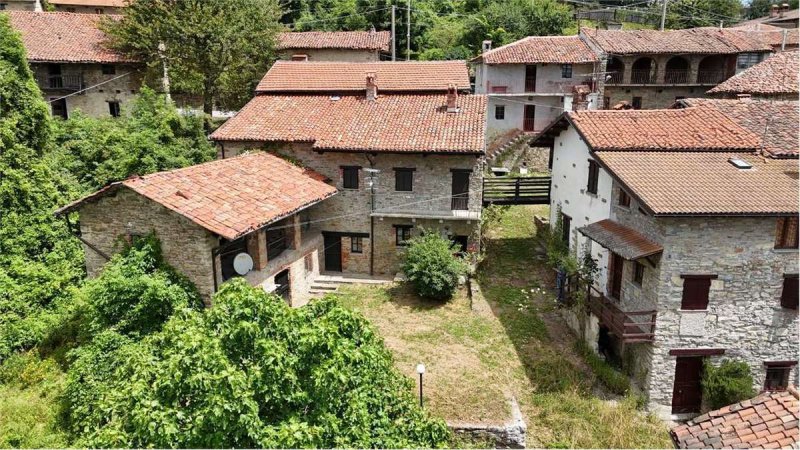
left=47, top=71, right=135, bottom=103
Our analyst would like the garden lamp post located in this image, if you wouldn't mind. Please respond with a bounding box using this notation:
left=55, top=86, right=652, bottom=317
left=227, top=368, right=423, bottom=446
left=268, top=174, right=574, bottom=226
left=416, top=363, right=426, bottom=408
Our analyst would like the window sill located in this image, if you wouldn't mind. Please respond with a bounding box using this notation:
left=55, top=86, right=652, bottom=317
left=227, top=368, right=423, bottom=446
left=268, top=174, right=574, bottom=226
left=678, top=309, right=708, bottom=313
left=586, top=192, right=598, bottom=198
left=773, top=248, right=799, bottom=253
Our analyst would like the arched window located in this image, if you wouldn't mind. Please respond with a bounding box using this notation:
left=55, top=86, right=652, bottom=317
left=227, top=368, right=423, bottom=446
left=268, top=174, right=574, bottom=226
left=606, top=57, right=625, bottom=84
left=665, top=56, right=689, bottom=83
left=697, top=55, right=726, bottom=84
left=631, top=57, right=655, bottom=84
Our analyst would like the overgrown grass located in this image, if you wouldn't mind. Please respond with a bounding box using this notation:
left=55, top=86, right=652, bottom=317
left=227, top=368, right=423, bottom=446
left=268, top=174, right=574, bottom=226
left=574, top=340, right=631, bottom=395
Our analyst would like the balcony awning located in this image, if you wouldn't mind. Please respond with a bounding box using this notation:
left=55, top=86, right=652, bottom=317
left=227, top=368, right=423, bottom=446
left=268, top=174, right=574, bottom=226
left=578, top=219, right=663, bottom=260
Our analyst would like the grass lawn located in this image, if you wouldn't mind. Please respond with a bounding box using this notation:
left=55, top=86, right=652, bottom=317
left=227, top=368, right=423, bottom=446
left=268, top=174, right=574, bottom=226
left=338, top=205, right=672, bottom=448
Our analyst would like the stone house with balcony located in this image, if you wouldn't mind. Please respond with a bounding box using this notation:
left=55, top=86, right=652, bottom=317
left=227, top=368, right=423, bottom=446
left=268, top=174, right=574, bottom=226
left=472, top=36, right=601, bottom=138
left=56, top=152, right=338, bottom=306
left=707, top=49, right=799, bottom=100
left=6, top=11, right=143, bottom=118
left=580, top=27, right=774, bottom=109
left=210, top=61, right=486, bottom=276
left=533, top=101, right=799, bottom=419
left=276, top=30, right=390, bottom=62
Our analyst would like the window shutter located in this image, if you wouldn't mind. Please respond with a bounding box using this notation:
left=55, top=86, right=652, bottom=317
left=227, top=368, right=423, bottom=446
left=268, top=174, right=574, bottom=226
left=681, top=277, right=712, bottom=310
left=781, top=276, right=799, bottom=309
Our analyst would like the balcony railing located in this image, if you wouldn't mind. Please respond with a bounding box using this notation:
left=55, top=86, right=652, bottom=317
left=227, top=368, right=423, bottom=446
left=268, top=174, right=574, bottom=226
left=696, top=70, right=726, bottom=84
left=606, top=72, right=624, bottom=84
left=451, top=194, right=469, bottom=211
left=587, top=285, right=657, bottom=343
left=38, top=74, right=84, bottom=91
left=664, top=69, right=689, bottom=84
left=630, top=70, right=654, bottom=84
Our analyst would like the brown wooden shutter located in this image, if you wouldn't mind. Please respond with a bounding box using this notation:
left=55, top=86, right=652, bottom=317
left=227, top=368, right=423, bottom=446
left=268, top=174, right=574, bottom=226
left=681, top=276, right=712, bottom=310
left=781, top=275, right=799, bottom=309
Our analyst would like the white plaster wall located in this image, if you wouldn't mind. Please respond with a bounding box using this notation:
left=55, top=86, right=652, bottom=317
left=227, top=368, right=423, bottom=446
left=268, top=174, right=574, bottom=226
left=486, top=96, right=565, bottom=134
left=476, top=63, right=595, bottom=94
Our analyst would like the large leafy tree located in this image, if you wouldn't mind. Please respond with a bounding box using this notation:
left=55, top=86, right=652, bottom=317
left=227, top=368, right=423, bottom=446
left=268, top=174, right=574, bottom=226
left=104, top=0, right=283, bottom=114
left=65, top=279, right=450, bottom=448
left=665, top=0, right=744, bottom=28
left=461, top=0, right=574, bottom=52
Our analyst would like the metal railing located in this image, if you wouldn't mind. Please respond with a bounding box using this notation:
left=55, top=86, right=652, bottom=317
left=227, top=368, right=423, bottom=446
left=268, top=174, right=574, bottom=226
left=664, top=69, right=689, bottom=84
left=630, top=70, right=654, bottom=84
left=38, top=74, right=84, bottom=91
left=586, top=285, right=657, bottom=343
left=696, top=70, right=726, bottom=84
left=451, top=194, right=469, bottom=211
left=606, top=71, right=624, bottom=84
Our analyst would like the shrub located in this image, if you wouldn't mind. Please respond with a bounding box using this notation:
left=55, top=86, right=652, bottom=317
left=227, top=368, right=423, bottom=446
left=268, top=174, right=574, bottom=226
left=702, top=359, right=755, bottom=410
left=574, top=340, right=630, bottom=395
left=402, top=231, right=467, bottom=300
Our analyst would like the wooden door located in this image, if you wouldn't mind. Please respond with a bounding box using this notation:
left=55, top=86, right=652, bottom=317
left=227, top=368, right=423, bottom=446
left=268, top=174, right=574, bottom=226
left=609, top=253, right=624, bottom=300
left=323, top=234, right=341, bottom=272
left=525, top=65, right=537, bottom=92
left=451, top=171, right=470, bottom=210
left=523, top=105, right=536, bottom=132
left=672, top=357, right=704, bottom=413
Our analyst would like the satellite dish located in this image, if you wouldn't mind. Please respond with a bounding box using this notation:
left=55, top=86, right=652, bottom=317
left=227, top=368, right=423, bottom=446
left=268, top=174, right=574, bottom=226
left=233, top=253, right=254, bottom=275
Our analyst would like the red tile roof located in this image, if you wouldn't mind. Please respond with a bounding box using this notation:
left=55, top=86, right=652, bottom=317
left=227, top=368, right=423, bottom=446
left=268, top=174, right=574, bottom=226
left=708, top=51, right=799, bottom=96
left=5, top=11, right=134, bottom=64
left=277, top=30, right=390, bottom=51
left=255, top=60, right=471, bottom=93
left=48, top=0, right=127, bottom=6
left=578, top=219, right=663, bottom=259
left=732, top=25, right=800, bottom=48
left=581, top=26, right=773, bottom=54
left=595, top=151, right=799, bottom=215
left=57, top=152, right=337, bottom=240
left=474, top=36, right=599, bottom=64
left=211, top=94, right=486, bottom=154
left=567, top=108, right=760, bottom=151
left=679, top=98, right=799, bottom=158
left=671, top=388, right=799, bottom=449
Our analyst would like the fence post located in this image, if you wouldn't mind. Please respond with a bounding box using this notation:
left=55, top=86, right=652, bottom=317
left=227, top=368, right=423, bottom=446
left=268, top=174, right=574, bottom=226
left=514, top=178, right=520, bottom=200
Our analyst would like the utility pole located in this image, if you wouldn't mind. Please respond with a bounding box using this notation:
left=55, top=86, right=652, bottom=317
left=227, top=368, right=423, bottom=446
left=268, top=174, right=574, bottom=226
left=391, top=5, right=396, bottom=61
left=406, top=0, right=411, bottom=60
left=660, top=0, right=668, bottom=31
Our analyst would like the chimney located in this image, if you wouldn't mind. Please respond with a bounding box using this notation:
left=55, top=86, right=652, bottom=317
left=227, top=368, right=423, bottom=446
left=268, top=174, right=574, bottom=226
left=571, top=84, right=591, bottom=111
left=446, top=84, right=458, bottom=113
left=366, top=72, right=377, bottom=102
left=482, top=40, right=492, bottom=53
left=770, top=4, right=779, bottom=17
left=780, top=3, right=789, bottom=17
left=737, top=93, right=752, bottom=101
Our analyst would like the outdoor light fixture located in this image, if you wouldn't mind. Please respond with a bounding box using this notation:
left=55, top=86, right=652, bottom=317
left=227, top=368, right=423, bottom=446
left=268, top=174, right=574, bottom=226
left=416, top=363, right=426, bottom=408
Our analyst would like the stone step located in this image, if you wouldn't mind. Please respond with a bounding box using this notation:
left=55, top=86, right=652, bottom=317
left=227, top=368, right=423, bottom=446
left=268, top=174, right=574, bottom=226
left=315, top=275, right=392, bottom=285
left=309, top=283, right=338, bottom=291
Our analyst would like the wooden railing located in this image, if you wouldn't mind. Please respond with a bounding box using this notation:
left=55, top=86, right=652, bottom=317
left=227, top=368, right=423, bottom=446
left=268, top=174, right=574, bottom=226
left=587, top=285, right=657, bottom=343
left=38, top=74, right=84, bottom=91
left=630, top=70, right=654, bottom=84
left=664, top=69, right=689, bottom=84
left=606, top=71, right=624, bottom=84
left=697, top=70, right=726, bottom=84
left=483, top=176, right=550, bottom=205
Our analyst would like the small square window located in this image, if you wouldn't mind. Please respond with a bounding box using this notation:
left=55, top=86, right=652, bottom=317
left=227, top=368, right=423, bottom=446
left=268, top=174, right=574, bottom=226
left=633, top=261, right=644, bottom=285
left=781, top=274, right=798, bottom=309
left=351, top=236, right=363, bottom=253
left=586, top=160, right=599, bottom=194
left=101, top=64, right=116, bottom=75
left=775, top=217, right=798, bottom=249
left=395, top=225, right=412, bottom=246
left=680, top=275, right=715, bottom=310
left=108, top=101, right=121, bottom=117
left=632, top=97, right=642, bottom=110
left=495, top=105, right=505, bottom=120
left=341, top=166, right=359, bottom=189
left=619, top=189, right=631, bottom=207
left=0, top=4, right=7, bottom=10
left=561, top=64, right=573, bottom=78
left=763, top=362, right=795, bottom=391
left=304, top=253, right=313, bottom=272
left=394, top=168, right=414, bottom=192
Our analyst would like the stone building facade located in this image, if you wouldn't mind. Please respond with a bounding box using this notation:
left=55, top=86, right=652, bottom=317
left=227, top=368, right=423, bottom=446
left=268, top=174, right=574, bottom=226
left=276, top=31, right=390, bottom=62
left=47, top=0, right=125, bottom=14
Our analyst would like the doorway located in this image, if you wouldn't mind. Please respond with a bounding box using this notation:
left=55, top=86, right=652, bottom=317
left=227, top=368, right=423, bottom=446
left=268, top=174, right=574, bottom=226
left=274, top=269, right=290, bottom=301
left=672, top=356, right=704, bottom=414
left=451, top=171, right=470, bottom=210
left=323, top=234, right=342, bottom=272
left=609, top=252, right=624, bottom=300
left=525, top=65, right=537, bottom=92
left=523, top=105, right=536, bottom=132
left=50, top=98, right=67, bottom=119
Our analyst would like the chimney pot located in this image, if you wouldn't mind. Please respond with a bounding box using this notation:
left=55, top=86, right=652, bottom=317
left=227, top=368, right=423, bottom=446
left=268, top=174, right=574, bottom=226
left=482, top=40, right=492, bottom=52
left=446, top=84, right=458, bottom=113
left=770, top=4, right=779, bottom=17
left=366, top=72, right=377, bottom=102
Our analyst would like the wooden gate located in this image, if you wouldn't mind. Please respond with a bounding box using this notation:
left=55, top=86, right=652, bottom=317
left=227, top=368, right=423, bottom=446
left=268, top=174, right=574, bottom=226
left=482, top=176, right=550, bottom=205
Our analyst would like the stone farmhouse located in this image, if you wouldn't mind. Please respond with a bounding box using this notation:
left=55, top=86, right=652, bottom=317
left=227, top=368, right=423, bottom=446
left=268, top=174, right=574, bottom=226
left=210, top=61, right=485, bottom=277
left=6, top=11, right=144, bottom=118
left=581, top=27, right=774, bottom=109
left=708, top=49, right=799, bottom=100
left=57, top=152, right=338, bottom=306
left=472, top=36, right=601, bottom=138
left=276, top=30, right=391, bottom=62
left=533, top=99, right=799, bottom=419
left=47, top=0, right=126, bottom=14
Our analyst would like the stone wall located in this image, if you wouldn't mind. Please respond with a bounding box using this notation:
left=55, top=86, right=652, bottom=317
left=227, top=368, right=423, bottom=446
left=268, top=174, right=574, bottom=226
left=604, top=85, right=709, bottom=110
left=278, top=48, right=381, bottom=62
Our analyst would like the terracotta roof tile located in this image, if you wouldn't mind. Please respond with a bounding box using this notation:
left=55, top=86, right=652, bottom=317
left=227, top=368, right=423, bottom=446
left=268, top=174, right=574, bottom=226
left=475, top=35, right=599, bottom=64
left=255, top=60, right=471, bottom=93
left=577, top=219, right=663, bottom=259
left=57, top=152, right=337, bottom=240
left=581, top=26, right=773, bottom=54
left=679, top=98, right=799, bottom=157
left=210, top=94, right=486, bottom=154
left=708, top=51, right=799, bottom=96
left=672, top=390, right=800, bottom=449
left=568, top=108, right=760, bottom=151
left=277, top=30, right=390, bottom=51
left=5, top=11, right=135, bottom=63
left=48, top=0, right=127, bottom=6
left=595, top=151, right=799, bottom=215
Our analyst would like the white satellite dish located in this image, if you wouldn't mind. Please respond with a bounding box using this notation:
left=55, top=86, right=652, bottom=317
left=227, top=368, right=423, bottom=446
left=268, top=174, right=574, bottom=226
left=233, top=253, right=254, bottom=275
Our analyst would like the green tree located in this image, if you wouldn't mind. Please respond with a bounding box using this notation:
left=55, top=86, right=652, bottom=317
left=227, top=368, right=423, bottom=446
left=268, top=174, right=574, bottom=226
left=461, top=0, right=574, bottom=52
left=402, top=231, right=467, bottom=300
left=665, top=0, right=744, bottom=28
left=0, top=14, right=83, bottom=360
left=65, top=279, right=450, bottom=448
left=51, top=87, right=215, bottom=193
left=103, top=0, right=283, bottom=114
left=702, top=359, right=755, bottom=410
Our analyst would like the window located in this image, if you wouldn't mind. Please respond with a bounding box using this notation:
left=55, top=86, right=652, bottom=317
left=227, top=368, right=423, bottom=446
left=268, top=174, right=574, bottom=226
left=351, top=236, right=363, bottom=253
left=95, top=7, right=104, bottom=13
left=586, top=160, right=599, bottom=194
left=603, top=97, right=610, bottom=110
left=775, top=217, right=798, bottom=249
left=0, top=4, right=7, bottom=10
left=101, top=64, right=116, bottom=75
left=737, top=52, right=763, bottom=70
left=680, top=275, right=716, bottom=310
left=51, top=98, right=67, bottom=119
left=561, top=64, right=573, bottom=78
left=304, top=253, right=314, bottom=272
left=495, top=105, right=505, bottom=120
left=561, top=213, right=571, bottom=246
left=274, top=269, right=290, bottom=300
left=394, top=168, right=414, bottom=192
left=341, top=166, right=359, bottom=189
left=291, top=54, right=309, bottom=61
left=632, top=96, right=642, bottom=110
left=490, top=86, right=508, bottom=93
left=107, top=101, right=121, bottom=117
left=763, top=362, right=796, bottom=391
left=633, top=261, right=644, bottom=285
left=618, top=189, right=631, bottom=207
left=395, top=225, right=412, bottom=246
left=781, top=274, right=798, bottom=309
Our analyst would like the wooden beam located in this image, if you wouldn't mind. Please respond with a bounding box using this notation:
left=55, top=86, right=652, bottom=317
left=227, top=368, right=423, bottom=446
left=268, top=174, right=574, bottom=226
left=668, top=348, right=725, bottom=356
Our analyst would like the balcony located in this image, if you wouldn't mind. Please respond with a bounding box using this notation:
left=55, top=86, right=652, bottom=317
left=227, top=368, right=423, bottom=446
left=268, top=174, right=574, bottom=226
left=606, top=72, right=624, bottom=84
left=697, top=70, right=726, bottom=85
left=664, top=69, right=690, bottom=84
left=629, top=70, right=654, bottom=84
left=587, top=285, right=657, bottom=344
left=37, top=74, right=84, bottom=91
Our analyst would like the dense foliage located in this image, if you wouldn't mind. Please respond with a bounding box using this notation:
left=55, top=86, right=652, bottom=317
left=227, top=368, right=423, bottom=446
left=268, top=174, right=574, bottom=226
left=104, top=0, right=283, bottom=114
left=51, top=88, right=215, bottom=193
left=65, top=279, right=450, bottom=448
left=402, top=231, right=467, bottom=300
left=574, top=340, right=630, bottom=395
left=747, top=0, right=799, bottom=19
left=664, top=0, right=744, bottom=28
left=702, top=359, right=756, bottom=410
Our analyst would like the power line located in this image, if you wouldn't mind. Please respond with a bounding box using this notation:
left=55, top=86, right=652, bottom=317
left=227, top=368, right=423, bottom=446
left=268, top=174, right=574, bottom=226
left=47, top=71, right=135, bottom=103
